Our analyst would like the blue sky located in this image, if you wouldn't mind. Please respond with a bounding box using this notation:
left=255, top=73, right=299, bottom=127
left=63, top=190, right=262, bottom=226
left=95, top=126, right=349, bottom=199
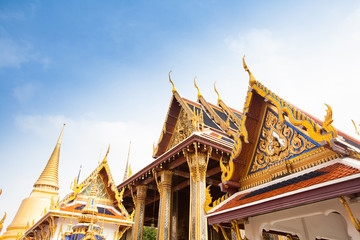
left=1, top=0, right=360, bottom=230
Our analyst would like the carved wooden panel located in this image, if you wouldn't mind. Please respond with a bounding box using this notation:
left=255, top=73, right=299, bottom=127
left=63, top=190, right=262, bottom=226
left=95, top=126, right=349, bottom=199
left=249, top=108, right=320, bottom=175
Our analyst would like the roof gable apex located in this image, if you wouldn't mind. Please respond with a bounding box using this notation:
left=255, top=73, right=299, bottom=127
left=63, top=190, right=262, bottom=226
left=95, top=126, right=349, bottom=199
left=219, top=57, right=339, bottom=191
left=152, top=91, right=196, bottom=158
left=55, top=152, right=130, bottom=220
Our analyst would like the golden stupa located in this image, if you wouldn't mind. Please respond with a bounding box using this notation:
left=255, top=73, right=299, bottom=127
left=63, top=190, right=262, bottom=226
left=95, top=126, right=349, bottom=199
left=0, top=124, right=65, bottom=240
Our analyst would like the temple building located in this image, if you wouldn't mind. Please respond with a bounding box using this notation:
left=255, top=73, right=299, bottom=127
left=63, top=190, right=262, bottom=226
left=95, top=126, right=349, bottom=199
left=0, top=128, right=133, bottom=240
left=2, top=58, right=360, bottom=240
left=117, top=59, right=360, bottom=240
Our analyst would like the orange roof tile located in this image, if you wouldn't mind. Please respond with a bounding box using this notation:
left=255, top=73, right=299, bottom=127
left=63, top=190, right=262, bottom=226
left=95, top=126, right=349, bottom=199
left=211, top=163, right=360, bottom=214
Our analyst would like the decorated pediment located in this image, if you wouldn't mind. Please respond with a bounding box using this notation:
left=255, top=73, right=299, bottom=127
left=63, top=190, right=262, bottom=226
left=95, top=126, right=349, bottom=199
left=166, top=107, right=197, bottom=151
left=54, top=151, right=130, bottom=220
left=219, top=57, right=339, bottom=192
left=248, top=108, right=321, bottom=175
left=152, top=89, right=196, bottom=157
left=78, top=174, right=112, bottom=201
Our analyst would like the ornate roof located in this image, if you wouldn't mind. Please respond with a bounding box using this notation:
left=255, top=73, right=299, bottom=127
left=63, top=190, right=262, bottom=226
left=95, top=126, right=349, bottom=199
left=218, top=57, right=360, bottom=192
left=207, top=158, right=360, bottom=224
left=205, top=57, right=360, bottom=227
left=152, top=72, right=242, bottom=158
left=54, top=148, right=131, bottom=221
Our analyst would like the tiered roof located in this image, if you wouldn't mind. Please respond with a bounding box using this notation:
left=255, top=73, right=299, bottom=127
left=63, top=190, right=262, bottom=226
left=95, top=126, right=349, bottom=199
left=152, top=73, right=242, bottom=159
left=20, top=149, right=133, bottom=240
left=205, top=57, right=360, bottom=226
left=54, top=148, right=131, bottom=222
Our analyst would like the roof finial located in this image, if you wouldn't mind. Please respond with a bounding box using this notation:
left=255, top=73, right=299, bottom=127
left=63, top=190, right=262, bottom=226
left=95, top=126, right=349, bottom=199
left=76, top=165, right=82, bottom=184
left=194, top=76, right=201, bottom=98
left=102, top=145, right=110, bottom=163
left=351, top=119, right=359, bottom=135
left=123, top=141, right=131, bottom=181
left=0, top=212, right=6, bottom=233
left=169, top=70, right=176, bottom=94
left=242, top=55, right=257, bottom=86
left=214, top=82, right=221, bottom=103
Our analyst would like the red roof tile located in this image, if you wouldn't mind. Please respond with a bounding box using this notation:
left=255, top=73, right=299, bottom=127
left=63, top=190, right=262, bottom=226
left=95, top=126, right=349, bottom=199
left=211, top=163, right=360, bottom=214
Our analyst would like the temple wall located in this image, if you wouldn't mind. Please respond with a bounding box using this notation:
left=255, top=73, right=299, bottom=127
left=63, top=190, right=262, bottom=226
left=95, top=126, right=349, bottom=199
left=244, top=198, right=360, bottom=240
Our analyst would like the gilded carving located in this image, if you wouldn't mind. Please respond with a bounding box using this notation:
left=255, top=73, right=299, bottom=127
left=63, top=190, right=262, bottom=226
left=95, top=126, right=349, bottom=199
left=249, top=109, right=319, bottom=174
left=167, top=109, right=195, bottom=151
left=286, top=234, right=294, bottom=240
left=57, top=218, right=66, bottom=240
left=183, top=143, right=212, bottom=182
left=339, top=196, right=360, bottom=233
left=192, top=108, right=204, bottom=132
left=213, top=224, right=230, bottom=240
left=203, top=185, right=213, bottom=214
left=114, top=225, right=130, bottom=240
left=0, top=212, right=6, bottom=233
left=130, top=186, right=137, bottom=209
left=0, top=189, right=5, bottom=234
left=168, top=70, right=176, bottom=94
left=220, top=88, right=252, bottom=182
left=79, top=176, right=111, bottom=200
left=351, top=119, right=359, bottom=135
left=243, top=56, right=337, bottom=146
left=153, top=169, right=162, bottom=194
left=222, top=57, right=338, bottom=183
left=231, top=220, right=247, bottom=240
left=48, top=215, right=57, bottom=238
left=55, top=152, right=130, bottom=219
left=204, top=184, right=230, bottom=214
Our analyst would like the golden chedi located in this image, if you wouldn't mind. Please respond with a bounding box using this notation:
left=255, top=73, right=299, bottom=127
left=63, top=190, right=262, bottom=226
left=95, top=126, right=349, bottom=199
left=0, top=125, right=65, bottom=240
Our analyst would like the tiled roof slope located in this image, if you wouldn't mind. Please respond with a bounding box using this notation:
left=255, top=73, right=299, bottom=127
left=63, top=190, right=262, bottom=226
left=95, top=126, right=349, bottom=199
left=208, top=159, right=360, bottom=215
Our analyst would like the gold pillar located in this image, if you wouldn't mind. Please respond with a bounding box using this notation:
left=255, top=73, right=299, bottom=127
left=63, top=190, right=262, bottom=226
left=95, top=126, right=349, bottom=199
left=154, top=170, right=174, bottom=240
left=132, top=185, right=148, bottom=240
left=184, top=143, right=212, bottom=240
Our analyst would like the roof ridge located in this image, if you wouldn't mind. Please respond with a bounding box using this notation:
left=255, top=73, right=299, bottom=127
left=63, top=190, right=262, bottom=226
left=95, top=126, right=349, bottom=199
left=209, top=157, right=352, bottom=214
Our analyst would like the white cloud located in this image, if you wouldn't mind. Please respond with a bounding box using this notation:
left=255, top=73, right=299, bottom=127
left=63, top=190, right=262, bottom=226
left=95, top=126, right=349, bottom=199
left=13, top=83, right=38, bottom=103
left=0, top=38, right=29, bottom=68
left=0, top=29, right=50, bottom=69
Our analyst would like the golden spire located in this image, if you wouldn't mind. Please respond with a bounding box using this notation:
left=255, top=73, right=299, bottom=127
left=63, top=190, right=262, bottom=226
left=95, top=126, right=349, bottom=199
left=34, top=124, right=65, bottom=190
left=194, top=76, right=201, bottom=98
left=2, top=125, right=64, bottom=240
left=123, top=141, right=131, bottom=181
left=242, top=55, right=257, bottom=86
left=169, top=70, right=176, bottom=93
